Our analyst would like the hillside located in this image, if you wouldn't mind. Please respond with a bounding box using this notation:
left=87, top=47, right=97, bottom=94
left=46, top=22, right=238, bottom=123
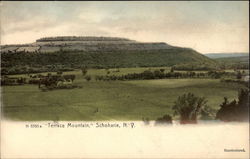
left=204, top=53, right=249, bottom=59
left=214, top=56, right=249, bottom=69
left=1, top=36, right=217, bottom=74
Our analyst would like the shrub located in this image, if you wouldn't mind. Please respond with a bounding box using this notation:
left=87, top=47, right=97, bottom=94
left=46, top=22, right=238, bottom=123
left=155, top=114, right=173, bottom=125
left=172, top=93, right=208, bottom=124
left=85, top=75, right=91, bottom=81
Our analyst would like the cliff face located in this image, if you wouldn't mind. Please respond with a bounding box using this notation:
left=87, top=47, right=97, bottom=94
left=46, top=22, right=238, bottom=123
left=1, top=36, right=173, bottom=53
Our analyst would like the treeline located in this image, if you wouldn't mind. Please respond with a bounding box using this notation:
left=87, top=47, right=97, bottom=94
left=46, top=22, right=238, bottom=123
left=173, top=62, right=218, bottom=71
left=173, top=58, right=249, bottom=70
left=221, top=78, right=249, bottom=87
left=219, top=63, right=249, bottom=70
left=94, top=70, right=237, bottom=81
left=1, top=65, right=74, bottom=75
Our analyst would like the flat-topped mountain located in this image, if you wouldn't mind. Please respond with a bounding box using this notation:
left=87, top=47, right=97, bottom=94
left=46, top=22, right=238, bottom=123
left=1, top=36, right=173, bottom=53
left=1, top=36, right=218, bottom=74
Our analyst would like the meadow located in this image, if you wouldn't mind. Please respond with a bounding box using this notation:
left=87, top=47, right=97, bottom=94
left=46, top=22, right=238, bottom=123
left=1, top=67, right=247, bottom=121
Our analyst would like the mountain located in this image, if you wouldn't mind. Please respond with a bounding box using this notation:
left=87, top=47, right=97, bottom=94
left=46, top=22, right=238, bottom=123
left=204, top=53, right=249, bottom=59
left=204, top=53, right=249, bottom=69
left=1, top=36, right=173, bottom=53
left=214, top=56, right=249, bottom=69
left=1, top=36, right=218, bottom=74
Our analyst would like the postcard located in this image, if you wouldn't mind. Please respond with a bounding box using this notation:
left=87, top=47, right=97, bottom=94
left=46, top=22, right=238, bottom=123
left=0, top=1, right=249, bottom=158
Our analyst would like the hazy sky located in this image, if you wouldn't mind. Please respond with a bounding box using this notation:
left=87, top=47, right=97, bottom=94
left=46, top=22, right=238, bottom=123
left=0, top=1, right=249, bottom=53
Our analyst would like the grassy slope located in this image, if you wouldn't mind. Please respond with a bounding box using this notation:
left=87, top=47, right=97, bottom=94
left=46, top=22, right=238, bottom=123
left=2, top=68, right=246, bottom=121
left=205, top=53, right=249, bottom=59
left=215, top=56, right=249, bottom=64
left=214, top=56, right=249, bottom=69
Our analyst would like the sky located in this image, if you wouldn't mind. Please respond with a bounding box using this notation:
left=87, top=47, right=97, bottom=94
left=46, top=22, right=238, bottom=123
left=0, top=1, right=249, bottom=54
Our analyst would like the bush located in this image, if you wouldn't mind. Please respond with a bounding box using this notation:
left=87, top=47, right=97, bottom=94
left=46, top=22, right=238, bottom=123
left=172, top=93, right=208, bottom=124
left=155, top=114, right=173, bottom=125
left=85, top=75, right=91, bottom=81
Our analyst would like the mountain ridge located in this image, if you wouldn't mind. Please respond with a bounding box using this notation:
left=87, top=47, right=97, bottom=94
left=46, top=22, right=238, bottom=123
left=204, top=53, right=249, bottom=59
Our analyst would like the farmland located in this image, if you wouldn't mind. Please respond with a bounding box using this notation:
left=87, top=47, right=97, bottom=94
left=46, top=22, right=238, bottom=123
left=1, top=67, right=247, bottom=121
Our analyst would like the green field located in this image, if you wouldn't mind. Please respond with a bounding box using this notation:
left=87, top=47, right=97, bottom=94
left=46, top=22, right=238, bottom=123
left=1, top=68, right=247, bottom=121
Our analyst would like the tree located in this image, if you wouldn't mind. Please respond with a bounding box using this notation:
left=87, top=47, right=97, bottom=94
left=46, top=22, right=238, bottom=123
left=170, top=67, right=174, bottom=73
left=172, top=93, right=208, bottom=124
left=216, top=89, right=249, bottom=121
left=154, top=70, right=162, bottom=79
left=81, top=67, right=88, bottom=76
left=142, top=70, right=154, bottom=79
left=160, top=69, right=165, bottom=73
left=236, top=71, right=242, bottom=79
left=57, top=71, right=63, bottom=75
left=47, top=73, right=52, bottom=77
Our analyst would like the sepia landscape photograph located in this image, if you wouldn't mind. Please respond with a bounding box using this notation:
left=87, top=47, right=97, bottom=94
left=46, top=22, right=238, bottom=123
left=0, top=1, right=249, bottom=158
